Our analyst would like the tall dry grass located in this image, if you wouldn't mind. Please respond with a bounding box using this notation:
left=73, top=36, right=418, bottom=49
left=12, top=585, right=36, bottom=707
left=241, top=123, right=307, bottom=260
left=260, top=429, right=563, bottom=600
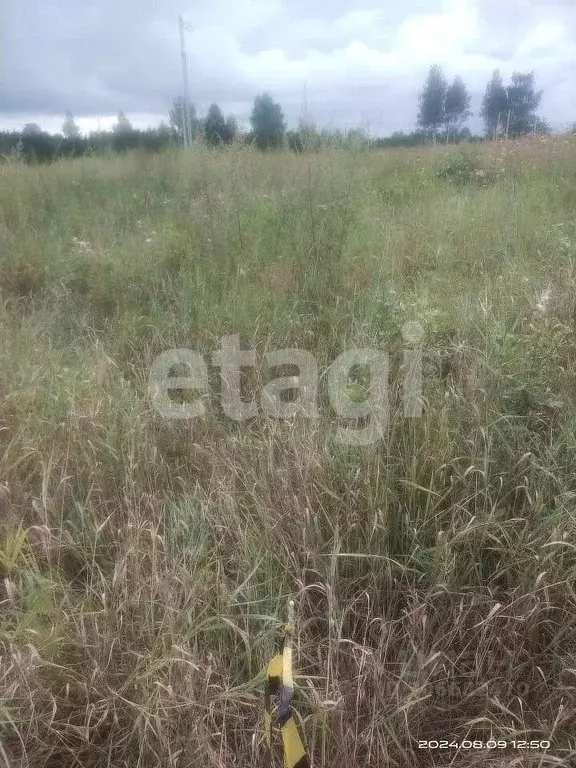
left=1, top=136, right=576, bottom=766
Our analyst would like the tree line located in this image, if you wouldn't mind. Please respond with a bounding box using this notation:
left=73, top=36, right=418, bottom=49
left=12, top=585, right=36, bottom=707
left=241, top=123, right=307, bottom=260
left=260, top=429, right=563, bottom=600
left=416, top=65, right=548, bottom=140
left=0, top=94, right=289, bottom=163
left=0, top=67, right=556, bottom=163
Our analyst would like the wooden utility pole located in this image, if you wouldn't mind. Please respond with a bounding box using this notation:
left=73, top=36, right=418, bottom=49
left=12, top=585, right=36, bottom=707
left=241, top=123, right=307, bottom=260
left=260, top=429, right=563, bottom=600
left=179, top=15, right=192, bottom=149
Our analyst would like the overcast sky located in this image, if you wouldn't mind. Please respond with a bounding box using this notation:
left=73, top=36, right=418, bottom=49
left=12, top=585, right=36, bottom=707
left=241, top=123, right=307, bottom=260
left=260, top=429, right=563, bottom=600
left=1, top=0, right=574, bottom=135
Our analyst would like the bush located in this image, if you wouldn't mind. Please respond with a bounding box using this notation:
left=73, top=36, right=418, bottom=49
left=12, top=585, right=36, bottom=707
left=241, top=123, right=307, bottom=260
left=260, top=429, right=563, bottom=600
left=436, top=149, right=499, bottom=186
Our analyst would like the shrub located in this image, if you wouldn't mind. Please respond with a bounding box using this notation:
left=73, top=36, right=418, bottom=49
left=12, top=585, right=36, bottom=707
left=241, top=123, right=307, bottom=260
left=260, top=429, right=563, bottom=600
left=437, top=149, right=499, bottom=186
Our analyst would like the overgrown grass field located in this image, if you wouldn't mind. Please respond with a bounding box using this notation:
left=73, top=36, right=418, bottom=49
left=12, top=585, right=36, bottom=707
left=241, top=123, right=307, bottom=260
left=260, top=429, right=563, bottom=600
left=1, top=136, right=576, bottom=767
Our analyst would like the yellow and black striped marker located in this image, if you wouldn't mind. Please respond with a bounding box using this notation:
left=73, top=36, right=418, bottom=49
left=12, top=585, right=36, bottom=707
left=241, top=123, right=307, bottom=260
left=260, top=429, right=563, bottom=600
left=264, top=600, right=310, bottom=768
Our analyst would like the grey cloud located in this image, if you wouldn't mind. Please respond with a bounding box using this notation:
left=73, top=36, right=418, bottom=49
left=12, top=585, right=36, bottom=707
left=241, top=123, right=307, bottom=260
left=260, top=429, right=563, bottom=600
left=1, top=0, right=574, bottom=133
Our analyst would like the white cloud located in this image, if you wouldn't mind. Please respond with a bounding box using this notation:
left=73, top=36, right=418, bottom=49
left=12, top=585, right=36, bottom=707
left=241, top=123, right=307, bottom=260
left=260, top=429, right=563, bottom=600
left=1, top=0, right=575, bottom=134
left=518, top=21, right=566, bottom=55
left=396, top=0, right=480, bottom=60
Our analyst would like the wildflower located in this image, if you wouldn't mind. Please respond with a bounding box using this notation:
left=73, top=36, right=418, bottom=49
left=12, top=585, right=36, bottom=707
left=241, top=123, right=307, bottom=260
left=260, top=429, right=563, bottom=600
left=535, top=286, right=552, bottom=315
left=71, top=237, right=93, bottom=253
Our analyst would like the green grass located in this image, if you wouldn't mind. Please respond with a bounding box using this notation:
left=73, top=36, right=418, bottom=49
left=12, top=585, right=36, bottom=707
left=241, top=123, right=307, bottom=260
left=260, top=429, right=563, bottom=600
left=1, top=136, right=576, bottom=767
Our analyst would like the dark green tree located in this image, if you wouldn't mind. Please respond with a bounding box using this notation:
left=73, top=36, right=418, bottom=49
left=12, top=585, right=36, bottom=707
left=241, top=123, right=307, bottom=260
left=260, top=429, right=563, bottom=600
left=222, top=115, right=238, bottom=144
left=204, top=103, right=227, bottom=146
left=297, top=117, right=322, bottom=150
left=22, top=123, right=42, bottom=137
left=480, top=70, right=509, bottom=137
left=169, top=97, right=199, bottom=141
left=113, top=111, right=133, bottom=134
left=250, top=93, right=286, bottom=149
left=62, top=110, right=81, bottom=139
left=287, top=130, right=304, bottom=152
left=506, top=72, right=543, bottom=137
left=444, top=76, right=472, bottom=138
left=112, top=112, right=138, bottom=153
left=417, top=65, right=448, bottom=138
